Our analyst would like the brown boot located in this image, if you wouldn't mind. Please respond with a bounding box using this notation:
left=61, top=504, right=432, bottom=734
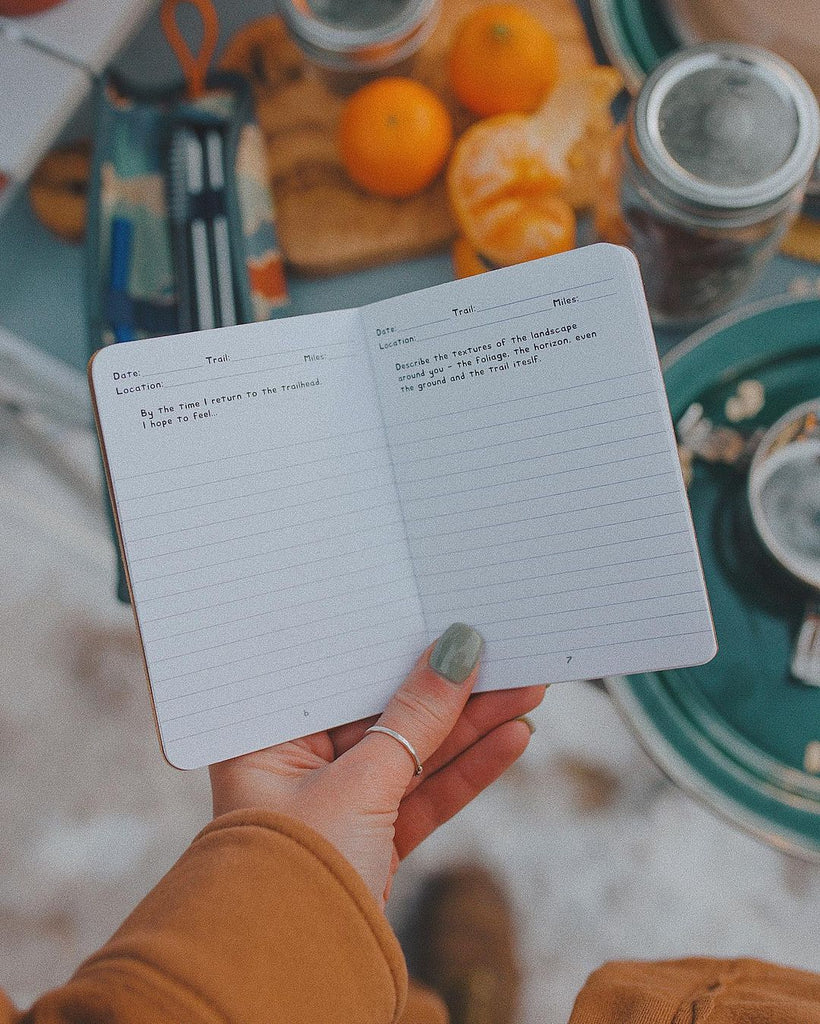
left=404, top=865, right=522, bottom=1024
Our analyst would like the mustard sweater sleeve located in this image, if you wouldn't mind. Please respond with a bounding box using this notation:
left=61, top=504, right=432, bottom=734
left=568, top=957, right=820, bottom=1024
left=1, top=810, right=408, bottom=1024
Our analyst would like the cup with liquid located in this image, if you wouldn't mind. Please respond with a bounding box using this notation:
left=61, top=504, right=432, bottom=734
left=748, top=399, right=820, bottom=684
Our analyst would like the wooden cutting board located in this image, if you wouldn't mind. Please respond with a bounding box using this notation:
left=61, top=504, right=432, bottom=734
left=221, top=1, right=595, bottom=277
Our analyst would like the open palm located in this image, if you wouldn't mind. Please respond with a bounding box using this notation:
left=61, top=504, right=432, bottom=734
left=211, top=632, right=546, bottom=904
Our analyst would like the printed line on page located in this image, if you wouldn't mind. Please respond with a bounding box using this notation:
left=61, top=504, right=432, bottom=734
left=128, top=512, right=406, bottom=587
left=392, top=276, right=615, bottom=333
left=407, top=489, right=681, bottom=543
left=389, top=389, right=657, bottom=451
left=386, top=369, right=654, bottom=429
left=147, top=563, right=418, bottom=644
left=420, top=546, right=694, bottom=599
left=393, top=406, right=660, bottom=467
left=117, top=440, right=390, bottom=503
left=438, top=570, right=701, bottom=618
left=418, top=521, right=690, bottom=576
left=478, top=589, right=705, bottom=630
left=481, top=277, right=615, bottom=313
left=118, top=424, right=383, bottom=484
left=165, top=650, right=412, bottom=742
left=481, top=607, right=708, bottom=646
left=150, top=595, right=420, bottom=672
left=407, top=470, right=675, bottom=525
left=398, top=429, right=668, bottom=487
left=140, top=547, right=415, bottom=624
left=411, top=292, right=617, bottom=347
left=131, top=519, right=409, bottom=586
left=135, top=337, right=358, bottom=379
left=133, top=533, right=410, bottom=599
left=155, top=617, right=422, bottom=701
left=401, top=447, right=671, bottom=505
left=488, top=629, right=715, bottom=663
left=127, top=495, right=403, bottom=561
left=158, top=352, right=356, bottom=391
left=128, top=474, right=398, bottom=540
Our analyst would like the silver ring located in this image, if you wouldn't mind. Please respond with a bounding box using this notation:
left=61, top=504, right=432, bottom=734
left=364, top=725, right=423, bottom=776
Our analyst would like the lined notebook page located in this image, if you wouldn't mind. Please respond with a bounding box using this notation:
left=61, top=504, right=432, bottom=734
left=90, top=311, right=425, bottom=769
left=365, top=244, right=715, bottom=688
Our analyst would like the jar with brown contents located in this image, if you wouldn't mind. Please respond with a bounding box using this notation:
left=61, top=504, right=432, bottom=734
left=599, top=44, right=820, bottom=325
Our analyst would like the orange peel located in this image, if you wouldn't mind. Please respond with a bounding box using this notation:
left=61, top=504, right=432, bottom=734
left=447, top=66, right=623, bottom=266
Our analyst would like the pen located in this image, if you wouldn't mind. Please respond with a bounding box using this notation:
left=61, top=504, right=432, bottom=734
left=204, top=128, right=237, bottom=327
left=182, top=129, right=215, bottom=331
left=109, top=216, right=135, bottom=343
left=168, top=128, right=195, bottom=334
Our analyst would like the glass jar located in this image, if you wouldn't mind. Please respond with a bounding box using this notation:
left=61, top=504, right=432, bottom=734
left=275, top=0, right=441, bottom=94
left=600, top=44, right=820, bottom=324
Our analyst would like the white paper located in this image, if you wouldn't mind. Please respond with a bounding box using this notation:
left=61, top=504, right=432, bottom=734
left=91, top=245, right=715, bottom=769
left=91, top=311, right=425, bottom=769
left=363, top=245, right=715, bottom=687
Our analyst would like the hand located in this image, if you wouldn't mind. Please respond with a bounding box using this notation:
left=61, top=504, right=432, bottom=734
left=210, top=623, right=547, bottom=905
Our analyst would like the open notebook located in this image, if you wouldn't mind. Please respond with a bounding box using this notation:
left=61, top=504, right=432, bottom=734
left=90, top=243, right=716, bottom=769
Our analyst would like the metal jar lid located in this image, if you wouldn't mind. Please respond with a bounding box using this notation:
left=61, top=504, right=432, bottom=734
left=276, top=0, right=440, bottom=71
left=632, top=43, right=820, bottom=213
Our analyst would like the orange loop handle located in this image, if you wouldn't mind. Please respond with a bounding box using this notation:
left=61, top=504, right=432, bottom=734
left=160, top=0, right=219, bottom=98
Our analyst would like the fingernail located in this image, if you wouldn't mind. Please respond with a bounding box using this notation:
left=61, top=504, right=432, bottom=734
left=516, top=715, right=536, bottom=735
left=429, top=623, right=483, bottom=684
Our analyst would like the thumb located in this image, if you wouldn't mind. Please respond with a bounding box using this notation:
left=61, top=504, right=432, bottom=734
left=347, top=623, right=484, bottom=796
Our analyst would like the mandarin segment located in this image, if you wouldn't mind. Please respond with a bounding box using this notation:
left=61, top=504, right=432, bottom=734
left=474, top=189, right=575, bottom=265
left=449, top=114, right=564, bottom=210
left=452, top=235, right=491, bottom=277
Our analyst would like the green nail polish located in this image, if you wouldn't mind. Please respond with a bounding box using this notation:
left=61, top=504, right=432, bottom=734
left=430, top=623, right=483, bottom=684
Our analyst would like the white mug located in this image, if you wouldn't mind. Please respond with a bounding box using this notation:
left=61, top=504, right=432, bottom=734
left=747, top=398, right=820, bottom=685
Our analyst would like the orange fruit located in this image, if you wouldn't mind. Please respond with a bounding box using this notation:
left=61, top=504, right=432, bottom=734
left=448, top=4, right=560, bottom=117
left=447, top=67, right=623, bottom=266
left=338, top=77, right=453, bottom=198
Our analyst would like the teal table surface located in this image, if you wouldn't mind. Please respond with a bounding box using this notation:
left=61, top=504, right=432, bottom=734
left=609, top=298, right=820, bottom=859
left=1, top=175, right=818, bottom=372
left=1, top=0, right=819, bottom=369
left=0, top=179, right=459, bottom=372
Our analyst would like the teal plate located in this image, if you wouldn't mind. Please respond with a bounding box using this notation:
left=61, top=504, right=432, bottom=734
left=590, top=0, right=678, bottom=94
left=606, top=295, right=820, bottom=860
left=589, top=0, right=820, bottom=195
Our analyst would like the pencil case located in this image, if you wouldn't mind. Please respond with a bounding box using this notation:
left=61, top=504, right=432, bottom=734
left=86, top=69, right=288, bottom=599
left=86, top=70, right=287, bottom=350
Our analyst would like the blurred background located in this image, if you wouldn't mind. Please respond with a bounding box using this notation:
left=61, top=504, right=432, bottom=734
left=1, top=0, right=819, bottom=1020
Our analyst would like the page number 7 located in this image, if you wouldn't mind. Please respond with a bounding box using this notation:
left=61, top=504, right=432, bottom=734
left=566, top=655, right=573, bottom=664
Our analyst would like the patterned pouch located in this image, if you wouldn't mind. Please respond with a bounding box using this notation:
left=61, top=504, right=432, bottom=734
left=87, top=70, right=287, bottom=353
left=87, top=70, right=288, bottom=599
